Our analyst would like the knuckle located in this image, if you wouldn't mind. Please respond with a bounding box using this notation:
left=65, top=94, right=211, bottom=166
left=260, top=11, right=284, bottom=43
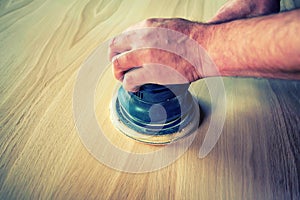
left=113, top=71, right=120, bottom=80
left=143, top=18, right=158, bottom=27
left=112, top=56, right=120, bottom=66
left=144, top=18, right=153, bottom=26
left=109, top=37, right=116, bottom=48
left=124, top=73, right=135, bottom=85
left=113, top=67, right=123, bottom=81
left=123, top=76, right=137, bottom=91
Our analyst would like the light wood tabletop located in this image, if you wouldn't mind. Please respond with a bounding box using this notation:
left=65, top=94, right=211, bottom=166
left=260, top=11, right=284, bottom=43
left=0, top=0, right=299, bottom=199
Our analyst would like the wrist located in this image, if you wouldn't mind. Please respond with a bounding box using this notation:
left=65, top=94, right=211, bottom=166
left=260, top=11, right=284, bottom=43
left=189, top=22, right=213, bottom=52
left=190, top=22, right=234, bottom=77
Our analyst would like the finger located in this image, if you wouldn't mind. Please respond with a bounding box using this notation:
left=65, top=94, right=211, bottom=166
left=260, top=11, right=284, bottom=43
left=112, top=49, right=149, bottom=81
left=109, top=20, right=152, bottom=61
left=113, top=48, right=168, bottom=81
left=108, top=32, right=133, bottom=61
left=113, top=49, right=180, bottom=80
left=123, top=64, right=190, bottom=92
left=109, top=22, right=169, bottom=61
left=124, top=18, right=168, bottom=32
left=122, top=68, right=145, bottom=92
left=113, top=48, right=198, bottom=83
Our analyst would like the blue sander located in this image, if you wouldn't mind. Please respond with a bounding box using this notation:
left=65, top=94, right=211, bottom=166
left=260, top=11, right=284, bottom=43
left=110, top=83, right=200, bottom=144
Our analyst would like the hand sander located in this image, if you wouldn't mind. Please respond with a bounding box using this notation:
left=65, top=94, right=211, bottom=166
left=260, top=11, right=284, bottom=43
left=110, top=83, right=200, bottom=144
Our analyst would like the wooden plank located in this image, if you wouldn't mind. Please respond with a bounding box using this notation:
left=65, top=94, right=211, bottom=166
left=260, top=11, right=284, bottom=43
left=0, top=0, right=299, bottom=199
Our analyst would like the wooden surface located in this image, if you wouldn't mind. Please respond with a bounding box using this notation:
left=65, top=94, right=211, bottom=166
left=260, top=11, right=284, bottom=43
left=0, top=0, right=300, bottom=199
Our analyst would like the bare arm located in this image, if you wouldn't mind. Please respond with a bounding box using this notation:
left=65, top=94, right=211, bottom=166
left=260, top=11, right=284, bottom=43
left=203, top=9, right=300, bottom=79
left=109, top=9, right=300, bottom=91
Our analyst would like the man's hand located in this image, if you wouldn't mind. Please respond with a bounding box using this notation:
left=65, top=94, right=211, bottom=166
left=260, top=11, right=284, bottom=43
left=109, top=18, right=212, bottom=92
left=109, top=9, right=300, bottom=91
left=209, top=0, right=280, bottom=23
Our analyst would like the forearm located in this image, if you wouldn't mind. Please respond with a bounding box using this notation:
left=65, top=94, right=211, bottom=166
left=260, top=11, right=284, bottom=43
left=196, top=9, right=300, bottom=79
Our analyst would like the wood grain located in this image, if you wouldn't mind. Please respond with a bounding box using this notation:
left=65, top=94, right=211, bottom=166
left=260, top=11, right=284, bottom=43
left=0, top=0, right=299, bottom=199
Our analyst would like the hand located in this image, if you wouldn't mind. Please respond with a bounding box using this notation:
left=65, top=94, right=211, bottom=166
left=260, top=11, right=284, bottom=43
left=109, top=18, right=213, bottom=92
left=209, top=0, right=280, bottom=23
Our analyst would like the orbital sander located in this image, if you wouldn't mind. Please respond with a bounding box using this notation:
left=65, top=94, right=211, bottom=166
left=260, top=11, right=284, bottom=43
left=110, top=83, right=200, bottom=144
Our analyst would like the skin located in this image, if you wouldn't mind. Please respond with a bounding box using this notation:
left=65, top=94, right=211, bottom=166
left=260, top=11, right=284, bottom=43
left=109, top=5, right=300, bottom=92
left=207, top=8, right=300, bottom=79
left=109, top=19, right=202, bottom=91
left=209, top=0, right=280, bottom=23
